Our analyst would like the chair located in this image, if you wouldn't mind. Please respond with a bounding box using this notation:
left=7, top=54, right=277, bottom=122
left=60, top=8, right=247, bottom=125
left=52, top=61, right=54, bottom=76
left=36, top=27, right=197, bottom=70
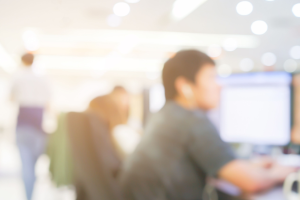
left=66, top=111, right=123, bottom=200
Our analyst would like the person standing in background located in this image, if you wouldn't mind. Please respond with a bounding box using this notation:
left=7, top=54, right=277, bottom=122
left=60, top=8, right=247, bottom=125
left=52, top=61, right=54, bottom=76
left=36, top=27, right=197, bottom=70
left=11, top=53, right=51, bottom=200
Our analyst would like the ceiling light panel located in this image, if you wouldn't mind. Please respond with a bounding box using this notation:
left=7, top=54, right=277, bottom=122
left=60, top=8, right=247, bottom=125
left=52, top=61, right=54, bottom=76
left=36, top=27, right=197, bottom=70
left=236, top=1, right=253, bottom=16
left=39, top=30, right=259, bottom=49
left=113, top=2, right=131, bottom=17
left=172, top=0, right=208, bottom=20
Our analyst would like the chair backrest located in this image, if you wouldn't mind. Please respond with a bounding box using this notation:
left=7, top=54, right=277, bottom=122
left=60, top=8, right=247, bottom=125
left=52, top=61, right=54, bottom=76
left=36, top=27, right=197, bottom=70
left=66, top=111, right=123, bottom=200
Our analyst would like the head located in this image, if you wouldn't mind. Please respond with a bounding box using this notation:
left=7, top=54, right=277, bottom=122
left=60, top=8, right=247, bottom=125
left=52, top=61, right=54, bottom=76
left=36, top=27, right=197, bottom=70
left=88, top=86, right=129, bottom=131
left=162, top=50, right=220, bottom=110
left=21, top=53, right=34, bottom=67
left=88, top=94, right=128, bottom=132
left=110, top=86, right=130, bottom=113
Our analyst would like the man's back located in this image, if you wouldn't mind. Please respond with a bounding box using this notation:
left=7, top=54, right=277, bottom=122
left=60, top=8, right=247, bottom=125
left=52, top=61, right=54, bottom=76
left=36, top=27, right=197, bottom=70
left=11, top=68, right=51, bottom=107
left=121, top=101, right=235, bottom=200
left=11, top=68, right=51, bottom=132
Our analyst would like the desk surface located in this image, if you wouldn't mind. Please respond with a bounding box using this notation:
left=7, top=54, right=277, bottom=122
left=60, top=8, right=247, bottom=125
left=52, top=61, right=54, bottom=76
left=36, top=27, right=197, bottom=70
left=215, top=154, right=300, bottom=200
left=252, top=187, right=298, bottom=200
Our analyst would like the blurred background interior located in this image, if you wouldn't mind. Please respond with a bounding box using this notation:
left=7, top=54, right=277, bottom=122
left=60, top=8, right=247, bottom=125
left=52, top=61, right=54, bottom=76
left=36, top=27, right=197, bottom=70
left=1, top=0, right=300, bottom=199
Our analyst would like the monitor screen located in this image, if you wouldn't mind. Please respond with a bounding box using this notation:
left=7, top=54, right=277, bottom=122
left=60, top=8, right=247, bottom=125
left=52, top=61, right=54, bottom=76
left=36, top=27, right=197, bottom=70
left=217, top=72, right=292, bottom=145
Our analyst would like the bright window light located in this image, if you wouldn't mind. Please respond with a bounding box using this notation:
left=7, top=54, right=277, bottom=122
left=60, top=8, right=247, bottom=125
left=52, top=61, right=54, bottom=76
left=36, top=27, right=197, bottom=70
left=284, top=59, right=298, bottom=73
left=113, top=125, right=141, bottom=154
left=261, top=52, right=276, bottom=66
left=292, top=3, right=300, bottom=17
left=0, top=142, right=21, bottom=173
left=222, top=38, right=238, bottom=51
left=149, top=84, right=166, bottom=113
left=251, top=20, right=268, bottom=35
left=39, top=30, right=259, bottom=49
left=240, top=58, right=254, bottom=72
left=172, top=0, right=208, bottom=20
left=236, top=1, right=253, bottom=16
left=22, top=30, right=40, bottom=51
left=117, top=35, right=139, bottom=54
left=0, top=44, right=17, bottom=73
left=146, top=72, right=161, bottom=80
left=207, top=44, right=222, bottom=58
left=290, top=46, right=300, bottom=59
left=217, top=64, right=232, bottom=77
left=113, top=2, right=131, bottom=17
left=125, top=0, right=140, bottom=3
left=106, top=14, right=122, bottom=27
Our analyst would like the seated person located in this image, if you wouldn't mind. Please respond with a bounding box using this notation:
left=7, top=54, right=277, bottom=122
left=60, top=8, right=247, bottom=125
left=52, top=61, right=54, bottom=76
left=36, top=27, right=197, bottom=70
left=88, top=86, right=130, bottom=159
left=69, top=86, right=130, bottom=200
left=120, top=50, right=297, bottom=200
left=292, top=74, right=300, bottom=144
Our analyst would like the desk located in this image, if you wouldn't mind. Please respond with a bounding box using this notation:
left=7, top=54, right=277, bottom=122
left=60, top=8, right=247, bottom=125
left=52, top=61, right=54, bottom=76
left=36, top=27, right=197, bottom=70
left=215, top=155, right=300, bottom=200
left=216, top=182, right=297, bottom=200
left=252, top=187, right=297, bottom=200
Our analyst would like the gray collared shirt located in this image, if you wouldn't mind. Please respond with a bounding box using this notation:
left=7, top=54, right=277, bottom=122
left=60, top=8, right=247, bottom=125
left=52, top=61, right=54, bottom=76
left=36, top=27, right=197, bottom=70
left=121, top=101, right=235, bottom=200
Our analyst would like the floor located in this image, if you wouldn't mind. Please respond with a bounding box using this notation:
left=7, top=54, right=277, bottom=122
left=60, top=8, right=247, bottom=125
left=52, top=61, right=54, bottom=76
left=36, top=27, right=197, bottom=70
left=0, top=136, right=76, bottom=200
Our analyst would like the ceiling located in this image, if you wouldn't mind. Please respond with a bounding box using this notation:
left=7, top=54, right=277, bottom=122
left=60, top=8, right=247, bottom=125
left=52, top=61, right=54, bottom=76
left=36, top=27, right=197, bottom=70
left=0, top=0, right=300, bottom=77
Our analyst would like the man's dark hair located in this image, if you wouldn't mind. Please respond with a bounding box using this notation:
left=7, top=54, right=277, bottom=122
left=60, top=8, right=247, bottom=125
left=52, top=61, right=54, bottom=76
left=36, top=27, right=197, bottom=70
left=162, top=50, right=215, bottom=100
left=22, top=53, right=34, bottom=66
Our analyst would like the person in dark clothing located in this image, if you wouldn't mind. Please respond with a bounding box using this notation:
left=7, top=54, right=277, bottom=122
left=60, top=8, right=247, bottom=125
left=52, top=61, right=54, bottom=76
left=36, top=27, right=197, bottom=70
left=67, top=112, right=123, bottom=200
left=67, top=86, right=129, bottom=200
left=120, top=50, right=297, bottom=200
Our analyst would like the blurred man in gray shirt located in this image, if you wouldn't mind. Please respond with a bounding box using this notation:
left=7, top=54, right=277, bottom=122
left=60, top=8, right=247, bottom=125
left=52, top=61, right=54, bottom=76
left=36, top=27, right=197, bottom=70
left=121, top=50, right=296, bottom=200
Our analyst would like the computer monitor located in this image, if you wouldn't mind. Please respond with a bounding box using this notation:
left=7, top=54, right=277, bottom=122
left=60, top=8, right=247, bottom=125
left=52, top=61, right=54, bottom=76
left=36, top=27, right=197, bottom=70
left=145, top=72, right=292, bottom=146
left=216, top=72, right=292, bottom=145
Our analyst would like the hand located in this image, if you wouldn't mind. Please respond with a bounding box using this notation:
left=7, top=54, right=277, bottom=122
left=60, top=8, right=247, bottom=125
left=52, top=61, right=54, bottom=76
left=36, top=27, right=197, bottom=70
left=269, top=163, right=298, bottom=183
left=251, top=156, right=275, bottom=169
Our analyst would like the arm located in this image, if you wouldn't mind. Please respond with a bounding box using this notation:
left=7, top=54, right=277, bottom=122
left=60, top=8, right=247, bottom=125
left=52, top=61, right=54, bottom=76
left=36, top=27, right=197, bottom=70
left=219, top=159, right=297, bottom=194
left=291, top=126, right=300, bottom=144
left=292, top=75, right=300, bottom=144
left=188, top=114, right=296, bottom=194
left=188, top=115, right=296, bottom=194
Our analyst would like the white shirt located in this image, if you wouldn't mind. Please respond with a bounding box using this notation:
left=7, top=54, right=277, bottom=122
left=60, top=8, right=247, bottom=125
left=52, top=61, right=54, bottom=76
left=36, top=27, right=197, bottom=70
left=11, top=68, right=51, bottom=107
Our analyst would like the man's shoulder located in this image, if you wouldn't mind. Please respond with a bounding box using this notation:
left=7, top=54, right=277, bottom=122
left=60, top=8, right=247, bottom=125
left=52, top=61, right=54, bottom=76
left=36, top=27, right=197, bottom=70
left=160, top=101, right=201, bottom=119
left=150, top=102, right=208, bottom=128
